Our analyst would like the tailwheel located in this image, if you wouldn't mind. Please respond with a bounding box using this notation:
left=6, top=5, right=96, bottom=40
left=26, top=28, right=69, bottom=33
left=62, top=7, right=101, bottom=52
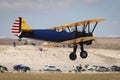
left=69, top=52, right=77, bottom=60
left=18, top=38, right=22, bottom=41
left=80, top=51, right=88, bottom=59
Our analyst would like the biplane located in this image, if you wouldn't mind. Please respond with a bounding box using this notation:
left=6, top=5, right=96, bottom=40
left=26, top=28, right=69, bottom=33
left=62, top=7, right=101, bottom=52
left=12, top=17, right=104, bottom=60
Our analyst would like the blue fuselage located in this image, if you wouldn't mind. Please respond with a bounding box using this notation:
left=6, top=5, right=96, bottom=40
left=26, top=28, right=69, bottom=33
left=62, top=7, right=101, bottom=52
left=20, top=29, right=88, bottom=42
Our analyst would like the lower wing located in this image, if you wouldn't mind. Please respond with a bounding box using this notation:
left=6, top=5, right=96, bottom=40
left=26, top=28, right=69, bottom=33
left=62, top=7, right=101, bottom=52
left=62, top=36, right=96, bottom=44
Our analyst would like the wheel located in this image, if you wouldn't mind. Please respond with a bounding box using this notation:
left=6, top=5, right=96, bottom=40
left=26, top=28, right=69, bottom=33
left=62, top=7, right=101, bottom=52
left=80, top=51, right=88, bottom=59
left=69, top=52, right=77, bottom=60
left=18, top=38, right=22, bottom=41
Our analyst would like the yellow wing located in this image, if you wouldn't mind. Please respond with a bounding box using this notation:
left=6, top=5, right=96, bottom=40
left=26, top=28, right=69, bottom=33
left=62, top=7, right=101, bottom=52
left=50, top=18, right=105, bottom=30
left=42, top=37, right=95, bottom=47
left=42, top=43, right=64, bottom=47
left=62, top=36, right=96, bottom=44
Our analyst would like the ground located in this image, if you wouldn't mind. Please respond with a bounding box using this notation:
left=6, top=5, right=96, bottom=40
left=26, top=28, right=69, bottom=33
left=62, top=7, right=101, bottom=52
left=0, top=37, right=120, bottom=80
left=0, top=73, right=120, bottom=80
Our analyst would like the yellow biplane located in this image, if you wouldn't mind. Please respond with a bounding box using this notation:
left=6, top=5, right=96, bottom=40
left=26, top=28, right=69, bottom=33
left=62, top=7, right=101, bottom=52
left=12, top=17, right=104, bottom=60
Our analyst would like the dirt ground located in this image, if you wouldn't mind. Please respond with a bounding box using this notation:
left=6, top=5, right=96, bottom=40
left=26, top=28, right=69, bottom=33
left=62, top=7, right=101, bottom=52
left=0, top=37, right=120, bottom=72
left=0, top=73, right=120, bottom=80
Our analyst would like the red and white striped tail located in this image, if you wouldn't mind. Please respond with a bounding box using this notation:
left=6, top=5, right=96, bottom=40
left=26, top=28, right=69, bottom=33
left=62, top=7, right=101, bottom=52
left=12, top=18, right=21, bottom=36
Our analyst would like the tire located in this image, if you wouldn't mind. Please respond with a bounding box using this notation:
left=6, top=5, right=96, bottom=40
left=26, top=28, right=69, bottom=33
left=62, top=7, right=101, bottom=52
left=80, top=51, right=88, bottom=59
left=69, top=52, right=77, bottom=60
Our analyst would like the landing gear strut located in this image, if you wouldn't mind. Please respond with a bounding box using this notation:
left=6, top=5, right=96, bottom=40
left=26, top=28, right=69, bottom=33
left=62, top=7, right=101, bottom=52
left=69, top=44, right=77, bottom=60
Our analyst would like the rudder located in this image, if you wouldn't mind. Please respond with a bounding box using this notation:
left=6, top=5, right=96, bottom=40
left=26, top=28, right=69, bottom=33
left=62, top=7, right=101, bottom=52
left=12, top=17, right=30, bottom=37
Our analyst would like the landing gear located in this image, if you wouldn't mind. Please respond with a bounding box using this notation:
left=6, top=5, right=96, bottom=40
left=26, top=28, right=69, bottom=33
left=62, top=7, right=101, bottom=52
left=80, top=44, right=88, bottom=59
left=69, top=44, right=77, bottom=60
left=69, top=43, right=88, bottom=60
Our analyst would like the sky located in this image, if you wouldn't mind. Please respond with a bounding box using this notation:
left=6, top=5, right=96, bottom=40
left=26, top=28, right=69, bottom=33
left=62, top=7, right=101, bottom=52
left=0, top=0, right=120, bottom=38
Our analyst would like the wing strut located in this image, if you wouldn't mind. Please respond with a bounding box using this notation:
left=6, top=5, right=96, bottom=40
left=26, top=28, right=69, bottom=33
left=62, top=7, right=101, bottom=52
left=83, top=24, right=86, bottom=32
left=67, top=26, right=71, bottom=32
left=75, top=24, right=78, bottom=32
left=92, top=22, right=98, bottom=33
left=88, top=22, right=90, bottom=33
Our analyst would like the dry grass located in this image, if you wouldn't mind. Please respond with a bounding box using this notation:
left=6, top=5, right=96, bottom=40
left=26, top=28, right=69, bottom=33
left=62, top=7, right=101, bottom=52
left=0, top=73, right=120, bottom=80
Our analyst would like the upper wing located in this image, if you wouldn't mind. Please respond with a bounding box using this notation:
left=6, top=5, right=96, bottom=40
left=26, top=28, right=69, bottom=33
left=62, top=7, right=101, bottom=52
left=49, top=18, right=105, bottom=30
left=62, top=36, right=96, bottom=44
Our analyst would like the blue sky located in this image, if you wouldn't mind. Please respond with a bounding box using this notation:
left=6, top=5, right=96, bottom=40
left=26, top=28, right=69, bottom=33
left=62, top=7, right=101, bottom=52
left=0, top=0, right=120, bottom=38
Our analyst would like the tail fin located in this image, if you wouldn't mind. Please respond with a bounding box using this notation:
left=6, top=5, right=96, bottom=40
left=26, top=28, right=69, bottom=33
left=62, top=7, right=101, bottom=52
left=12, top=17, right=30, bottom=37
